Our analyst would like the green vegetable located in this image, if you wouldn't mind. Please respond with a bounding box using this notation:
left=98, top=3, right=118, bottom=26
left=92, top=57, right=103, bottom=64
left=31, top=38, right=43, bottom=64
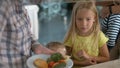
left=50, top=53, right=64, bottom=62
left=53, top=62, right=66, bottom=68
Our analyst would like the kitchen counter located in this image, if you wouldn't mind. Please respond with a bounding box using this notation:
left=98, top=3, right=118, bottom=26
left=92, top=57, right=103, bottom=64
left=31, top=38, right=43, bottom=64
left=82, top=59, right=120, bottom=68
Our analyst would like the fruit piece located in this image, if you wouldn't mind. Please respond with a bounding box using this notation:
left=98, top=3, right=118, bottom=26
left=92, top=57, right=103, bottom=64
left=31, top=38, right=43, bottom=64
left=58, top=60, right=66, bottom=63
left=52, top=62, right=59, bottom=68
left=34, top=58, right=48, bottom=68
left=48, top=61, right=55, bottom=68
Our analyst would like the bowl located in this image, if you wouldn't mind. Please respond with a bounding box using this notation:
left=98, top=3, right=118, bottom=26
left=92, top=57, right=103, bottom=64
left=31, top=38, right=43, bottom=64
left=27, top=54, right=73, bottom=68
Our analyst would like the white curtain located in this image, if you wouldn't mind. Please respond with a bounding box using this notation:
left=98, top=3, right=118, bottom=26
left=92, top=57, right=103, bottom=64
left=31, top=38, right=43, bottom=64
left=24, top=5, right=39, bottom=40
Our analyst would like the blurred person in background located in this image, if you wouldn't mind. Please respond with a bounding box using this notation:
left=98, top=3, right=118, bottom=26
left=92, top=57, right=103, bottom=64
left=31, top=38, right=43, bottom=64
left=96, top=0, right=120, bottom=51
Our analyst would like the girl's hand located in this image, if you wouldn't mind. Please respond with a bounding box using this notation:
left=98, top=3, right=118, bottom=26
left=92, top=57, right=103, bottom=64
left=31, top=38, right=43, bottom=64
left=84, top=59, right=96, bottom=65
left=89, top=58, right=97, bottom=65
left=77, top=50, right=90, bottom=59
left=77, top=50, right=97, bottom=63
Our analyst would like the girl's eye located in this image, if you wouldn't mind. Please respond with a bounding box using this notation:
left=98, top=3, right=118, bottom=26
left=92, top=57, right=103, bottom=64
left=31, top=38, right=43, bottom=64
left=78, top=18, right=82, bottom=21
left=87, top=18, right=91, bottom=21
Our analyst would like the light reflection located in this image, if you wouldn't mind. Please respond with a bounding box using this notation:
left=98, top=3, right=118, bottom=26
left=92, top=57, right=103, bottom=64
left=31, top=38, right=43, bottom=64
left=38, top=0, right=68, bottom=21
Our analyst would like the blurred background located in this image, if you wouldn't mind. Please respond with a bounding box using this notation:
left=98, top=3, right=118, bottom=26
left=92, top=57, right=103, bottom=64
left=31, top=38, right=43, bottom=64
left=25, top=0, right=102, bottom=45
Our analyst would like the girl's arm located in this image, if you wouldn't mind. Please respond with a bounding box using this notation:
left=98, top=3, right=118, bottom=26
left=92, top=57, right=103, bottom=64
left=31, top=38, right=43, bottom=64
left=76, top=44, right=109, bottom=65
left=74, top=50, right=97, bottom=66
left=73, top=58, right=96, bottom=66
left=94, top=44, right=110, bottom=63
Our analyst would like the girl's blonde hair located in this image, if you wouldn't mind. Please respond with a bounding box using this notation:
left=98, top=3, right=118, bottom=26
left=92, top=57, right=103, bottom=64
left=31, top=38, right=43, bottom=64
left=64, top=0, right=100, bottom=44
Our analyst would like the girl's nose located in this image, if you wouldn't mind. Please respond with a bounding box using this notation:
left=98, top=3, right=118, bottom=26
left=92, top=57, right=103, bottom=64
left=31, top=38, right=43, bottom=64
left=82, top=20, right=87, bottom=26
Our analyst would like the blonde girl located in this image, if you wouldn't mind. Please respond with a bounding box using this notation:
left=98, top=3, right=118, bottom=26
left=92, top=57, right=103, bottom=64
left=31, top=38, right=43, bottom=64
left=64, top=0, right=110, bottom=67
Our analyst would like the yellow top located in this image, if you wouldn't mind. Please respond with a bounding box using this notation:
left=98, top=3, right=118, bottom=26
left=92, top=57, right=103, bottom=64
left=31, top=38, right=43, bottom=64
left=64, top=31, right=108, bottom=61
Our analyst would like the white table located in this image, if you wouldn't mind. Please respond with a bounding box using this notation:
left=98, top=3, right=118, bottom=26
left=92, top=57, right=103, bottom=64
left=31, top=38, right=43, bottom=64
left=82, top=59, right=120, bottom=68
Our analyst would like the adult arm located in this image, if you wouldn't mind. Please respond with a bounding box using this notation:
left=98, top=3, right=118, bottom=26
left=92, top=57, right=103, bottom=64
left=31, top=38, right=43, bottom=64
left=30, top=28, right=54, bottom=54
left=96, top=0, right=113, bottom=6
left=24, top=0, right=54, bottom=54
left=106, top=15, right=120, bottom=47
left=96, top=0, right=120, bottom=6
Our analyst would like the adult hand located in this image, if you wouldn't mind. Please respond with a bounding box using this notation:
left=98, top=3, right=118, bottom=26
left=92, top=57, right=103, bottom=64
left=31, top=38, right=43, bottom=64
left=33, top=44, right=55, bottom=55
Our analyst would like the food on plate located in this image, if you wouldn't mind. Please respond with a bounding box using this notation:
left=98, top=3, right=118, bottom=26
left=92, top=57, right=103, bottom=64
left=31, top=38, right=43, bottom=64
left=33, top=53, right=70, bottom=68
left=50, top=61, right=66, bottom=68
left=47, top=53, right=67, bottom=68
left=63, top=55, right=71, bottom=61
left=33, top=58, right=48, bottom=68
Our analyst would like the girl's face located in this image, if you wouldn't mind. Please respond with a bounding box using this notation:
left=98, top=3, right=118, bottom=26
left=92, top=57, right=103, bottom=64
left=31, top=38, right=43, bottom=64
left=75, top=8, right=95, bottom=35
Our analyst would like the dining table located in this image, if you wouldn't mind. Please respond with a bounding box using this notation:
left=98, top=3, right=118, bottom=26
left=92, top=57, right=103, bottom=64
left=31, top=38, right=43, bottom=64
left=82, top=59, right=120, bottom=68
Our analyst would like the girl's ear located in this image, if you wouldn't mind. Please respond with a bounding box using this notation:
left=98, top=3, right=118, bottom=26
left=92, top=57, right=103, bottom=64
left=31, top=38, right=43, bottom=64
left=93, top=19, right=95, bottom=23
left=93, top=20, right=95, bottom=23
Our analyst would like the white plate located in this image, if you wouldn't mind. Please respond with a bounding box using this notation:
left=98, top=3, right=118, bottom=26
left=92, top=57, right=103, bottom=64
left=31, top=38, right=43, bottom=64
left=27, top=54, right=73, bottom=68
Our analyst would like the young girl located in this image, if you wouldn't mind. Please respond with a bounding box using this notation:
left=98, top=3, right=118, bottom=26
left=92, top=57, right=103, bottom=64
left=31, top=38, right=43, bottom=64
left=64, top=0, right=110, bottom=67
